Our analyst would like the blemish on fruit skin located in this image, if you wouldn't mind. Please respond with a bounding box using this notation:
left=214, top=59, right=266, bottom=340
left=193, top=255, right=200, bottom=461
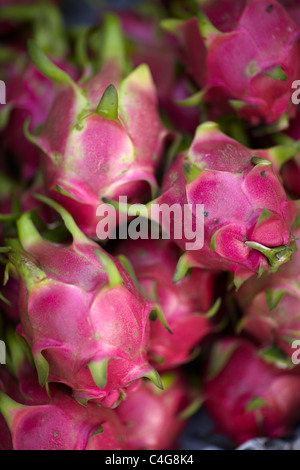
left=266, top=4, right=273, bottom=13
left=260, top=170, right=266, bottom=178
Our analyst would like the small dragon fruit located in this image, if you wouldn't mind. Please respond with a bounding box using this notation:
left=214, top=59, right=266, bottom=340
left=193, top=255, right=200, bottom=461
left=114, top=238, right=217, bottom=369
left=0, top=388, right=126, bottom=450
left=117, top=371, right=192, bottom=450
left=203, top=337, right=300, bottom=445
left=26, top=14, right=170, bottom=238
left=6, top=196, right=163, bottom=408
left=163, top=0, right=300, bottom=125
left=236, top=218, right=300, bottom=359
left=150, top=122, right=296, bottom=289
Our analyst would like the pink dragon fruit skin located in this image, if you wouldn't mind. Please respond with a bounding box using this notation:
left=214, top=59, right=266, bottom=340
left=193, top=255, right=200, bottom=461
left=164, top=0, right=300, bottom=125
left=117, top=372, right=191, bottom=450
left=26, top=29, right=170, bottom=238
left=154, top=122, right=296, bottom=288
left=114, top=238, right=216, bottom=369
left=7, top=196, right=162, bottom=408
left=0, top=388, right=126, bottom=450
left=203, top=337, right=300, bottom=445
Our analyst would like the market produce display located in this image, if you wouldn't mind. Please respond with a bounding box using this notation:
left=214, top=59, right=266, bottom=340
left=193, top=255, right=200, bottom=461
left=1, top=0, right=300, bottom=451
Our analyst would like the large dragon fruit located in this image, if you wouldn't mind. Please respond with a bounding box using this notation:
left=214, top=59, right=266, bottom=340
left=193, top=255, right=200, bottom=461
left=26, top=14, right=170, bottom=238
left=149, top=122, right=296, bottom=288
left=114, top=238, right=217, bottom=369
left=6, top=196, right=163, bottom=408
left=0, top=388, right=126, bottom=450
left=163, top=0, right=300, bottom=125
left=203, top=337, right=300, bottom=445
left=117, top=371, right=192, bottom=450
left=236, top=217, right=300, bottom=359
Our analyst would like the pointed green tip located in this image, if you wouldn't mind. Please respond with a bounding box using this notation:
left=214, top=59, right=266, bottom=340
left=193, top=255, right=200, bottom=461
left=183, top=162, right=203, bottom=184
left=196, top=121, right=220, bottom=136
left=0, top=390, right=24, bottom=428
left=27, top=40, right=74, bottom=85
left=160, top=18, right=183, bottom=35
left=197, top=10, right=221, bottom=43
left=33, top=351, right=49, bottom=387
left=142, top=368, right=164, bottom=390
left=245, top=241, right=294, bottom=271
left=34, top=194, right=87, bottom=243
left=251, top=156, right=272, bottom=167
left=149, top=305, right=173, bottom=335
left=175, top=90, right=205, bottom=107
left=96, top=84, right=118, bottom=120
left=95, top=249, right=123, bottom=288
left=100, top=12, right=126, bottom=75
left=17, top=211, right=43, bottom=251
left=0, top=291, right=13, bottom=307
left=117, top=255, right=141, bottom=291
left=245, top=397, right=268, bottom=413
left=269, top=142, right=300, bottom=169
left=201, top=298, right=221, bottom=318
left=264, top=65, right=287, bottom=82
left=8, top=252, right=46, bottom=291
left=265, top=288, right=287, bottom=311
left=173, top=254, right=192, bottom=283
left=101, top=197, right=129, bottom=215
left=178, top=397, right=204, bottom=420
left=88, top=358, right=109, bottom=389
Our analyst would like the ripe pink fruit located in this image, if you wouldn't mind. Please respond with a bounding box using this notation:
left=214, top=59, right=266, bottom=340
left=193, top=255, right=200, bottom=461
left=114, top=238, right=216, bottom=369
left=164, top=0, right=300, bottom=124
left=7, top=196, right=162, bottom=408
left=0, top=389, right=126, bottom=450
left=203, top=337, right=300, bottom=445
left=26, top=17, right=170, bottom=238
left=154, top=122, right=296, bottom=288
left=117, top=372, right=191, bottom=450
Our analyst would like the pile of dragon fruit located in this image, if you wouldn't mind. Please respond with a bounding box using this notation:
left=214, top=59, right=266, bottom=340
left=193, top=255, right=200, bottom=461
left=1, top=0, right=300, bottom=451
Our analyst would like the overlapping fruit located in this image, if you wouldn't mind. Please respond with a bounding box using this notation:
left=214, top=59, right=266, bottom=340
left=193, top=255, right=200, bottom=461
left=1, top=0, right=300, bottom=450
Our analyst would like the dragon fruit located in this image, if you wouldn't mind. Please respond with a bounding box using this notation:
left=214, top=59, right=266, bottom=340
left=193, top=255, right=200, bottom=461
left=0, top=56, right=77, bottom=181
left=6, top=196, right=163, bottom=408
left=0, top=388, right=126, bottom=450
left=114, top=238, right=217, bottom=369
left=203, top=337, right=300, bottom=445
left=117, top=371, right=192, bottom=450
left=119, top=9, right=200, bottom=134
left=0, top=325, right=126, bottom=450
left=236, top=217, right=300, bottom=359
left=150, top=122, right=296, bottom=289
left=26, top=15, right=170, bottom=238
left=163, top=0, right=300, bottom=125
